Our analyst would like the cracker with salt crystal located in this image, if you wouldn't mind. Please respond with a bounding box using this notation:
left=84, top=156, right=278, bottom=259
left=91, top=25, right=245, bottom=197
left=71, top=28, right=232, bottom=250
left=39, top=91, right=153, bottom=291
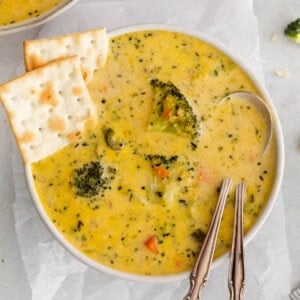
left=24, top=27, right=108, bottom=84
left=0, top=56, right=94, bottom=164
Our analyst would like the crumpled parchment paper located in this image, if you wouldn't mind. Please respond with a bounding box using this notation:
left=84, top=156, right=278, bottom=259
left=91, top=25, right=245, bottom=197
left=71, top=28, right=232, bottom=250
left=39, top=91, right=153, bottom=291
left=11, top=0, right=291, bottom=299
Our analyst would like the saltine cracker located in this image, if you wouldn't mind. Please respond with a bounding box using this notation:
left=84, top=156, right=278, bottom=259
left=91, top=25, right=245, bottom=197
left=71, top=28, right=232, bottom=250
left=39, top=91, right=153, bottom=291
left=0, top=56, right=94, bottom=164
left=24, top=27, right=108, bottom=84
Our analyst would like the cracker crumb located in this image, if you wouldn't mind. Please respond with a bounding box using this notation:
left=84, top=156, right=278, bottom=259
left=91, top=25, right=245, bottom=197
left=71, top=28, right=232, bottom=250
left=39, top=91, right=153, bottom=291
left=275, top=70, right=288, bottom=77
left=271, top=32, right=278, bottom=42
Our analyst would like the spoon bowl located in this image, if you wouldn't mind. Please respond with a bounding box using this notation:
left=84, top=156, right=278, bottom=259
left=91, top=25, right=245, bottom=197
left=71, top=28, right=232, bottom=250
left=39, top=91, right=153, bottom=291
left=220, top=91, right=272, bottom=160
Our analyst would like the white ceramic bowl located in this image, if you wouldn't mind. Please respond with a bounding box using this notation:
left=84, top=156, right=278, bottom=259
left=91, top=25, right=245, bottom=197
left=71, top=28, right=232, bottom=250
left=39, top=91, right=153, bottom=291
left=25, top=24, right=285, bottom=283
left=0, top=0, right=78, bottom=35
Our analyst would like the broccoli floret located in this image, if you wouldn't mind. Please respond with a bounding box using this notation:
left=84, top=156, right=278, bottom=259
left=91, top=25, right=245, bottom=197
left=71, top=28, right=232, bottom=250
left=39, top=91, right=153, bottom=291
left=72, top=161, right=111, bottom=197
left=284, top=18, right=300, bottom=44
left=191, top=228, right=206, bottom=244
left=145, top=154, right=178, bottom=169
left=148, top=79, right=199, bottom=139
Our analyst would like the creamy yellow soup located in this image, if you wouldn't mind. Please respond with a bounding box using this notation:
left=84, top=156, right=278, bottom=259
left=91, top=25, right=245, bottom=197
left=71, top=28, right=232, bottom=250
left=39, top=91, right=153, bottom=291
left=31, top=30, right=276, bottom=276
left=0, top=0, right=63, bottom=26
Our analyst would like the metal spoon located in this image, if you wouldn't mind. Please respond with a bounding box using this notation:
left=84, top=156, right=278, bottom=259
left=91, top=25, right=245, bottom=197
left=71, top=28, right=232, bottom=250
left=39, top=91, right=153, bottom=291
left=185, top=179, right=233, bottom=300
left=228, top=182, right=245, bottom=300
left=220, top=91, right=272, bottom=160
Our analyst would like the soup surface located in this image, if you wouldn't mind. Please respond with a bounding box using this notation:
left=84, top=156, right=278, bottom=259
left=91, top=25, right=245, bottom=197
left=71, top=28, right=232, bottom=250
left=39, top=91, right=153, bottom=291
left=31, top=30, right=276, bottom=275
left=0, top=0, right=64, bottom=26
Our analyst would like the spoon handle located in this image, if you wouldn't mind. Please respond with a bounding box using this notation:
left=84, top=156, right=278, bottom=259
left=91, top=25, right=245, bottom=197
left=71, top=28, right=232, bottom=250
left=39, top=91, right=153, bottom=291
left=228, top=182, right=245, bottom=300
left=185, top=178, right=232, bottom=300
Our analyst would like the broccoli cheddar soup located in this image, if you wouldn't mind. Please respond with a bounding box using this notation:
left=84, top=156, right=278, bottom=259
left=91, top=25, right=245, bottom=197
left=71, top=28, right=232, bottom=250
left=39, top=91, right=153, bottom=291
left=31, top=30, right=276, bottom=275
left=0, top=0, right=64, bottom=26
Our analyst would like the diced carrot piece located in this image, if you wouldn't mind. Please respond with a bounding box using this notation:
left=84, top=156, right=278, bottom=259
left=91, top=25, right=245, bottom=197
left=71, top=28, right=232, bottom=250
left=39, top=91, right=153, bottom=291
left=247, top=151, right=256, bottom=163
left=163, top=107, right=172, bottom=120
left=153, top=166, right=169, bottom=178
left=101, top=85, right=108, bottom=93
left=144, top=235, right=159, bottom=254
left=198, top=168, right=210, bottom=184
left=175, top=260, right=184, bottom=269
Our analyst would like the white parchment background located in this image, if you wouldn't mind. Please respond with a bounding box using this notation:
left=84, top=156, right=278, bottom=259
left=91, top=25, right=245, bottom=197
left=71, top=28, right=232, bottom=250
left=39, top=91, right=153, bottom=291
left=10, top=0, right=291, bottom=299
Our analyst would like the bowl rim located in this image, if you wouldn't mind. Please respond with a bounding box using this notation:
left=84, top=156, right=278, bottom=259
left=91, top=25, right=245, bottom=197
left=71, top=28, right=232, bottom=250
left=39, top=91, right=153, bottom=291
left=25, top=23, right=285, bottom=283
left=0, top=0, right=79, bottom=36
